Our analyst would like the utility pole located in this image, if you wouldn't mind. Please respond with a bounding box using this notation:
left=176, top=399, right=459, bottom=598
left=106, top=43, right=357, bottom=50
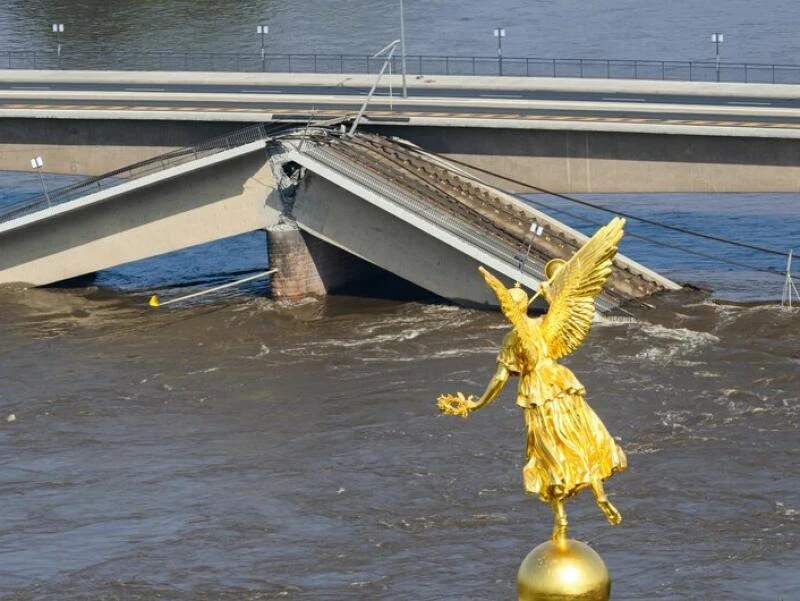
left=399, top=0, right=408, bottom=97
left=711, top=32, right=723, bottom=82
left=494, top=27, right=506, bottom=76
left=257, top=25, right=268, bottom=72
left=350, top=40, right=400, bottom=136
left=52, top=23, right=64, bottom=59
left=30, top=156, right=51, bottom=207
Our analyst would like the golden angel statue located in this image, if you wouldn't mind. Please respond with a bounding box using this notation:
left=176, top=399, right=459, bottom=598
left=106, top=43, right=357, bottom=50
left=438, top=217, right=628, bottom=544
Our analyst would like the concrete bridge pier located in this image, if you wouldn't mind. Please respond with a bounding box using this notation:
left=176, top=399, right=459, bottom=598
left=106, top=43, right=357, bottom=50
left=266, top=221, right=390, bottom=299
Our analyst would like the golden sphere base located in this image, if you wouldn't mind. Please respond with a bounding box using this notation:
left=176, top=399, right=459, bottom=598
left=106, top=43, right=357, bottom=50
left=517, top=539, right=610, bottom=601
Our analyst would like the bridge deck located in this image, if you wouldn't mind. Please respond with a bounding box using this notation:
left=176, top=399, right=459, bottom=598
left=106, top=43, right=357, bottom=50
left=295, top=130, right=677, bottom=309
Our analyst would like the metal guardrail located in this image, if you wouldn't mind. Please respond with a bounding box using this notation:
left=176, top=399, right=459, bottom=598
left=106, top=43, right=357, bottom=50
left=0, top=123, right=273, bottom=225
left=2, top=49, right=800, bottom=84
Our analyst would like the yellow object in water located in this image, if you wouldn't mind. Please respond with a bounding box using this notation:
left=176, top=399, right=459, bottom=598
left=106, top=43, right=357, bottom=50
left=148, top=295, right=160, bottom=307
left=437, top=217, right=628, bottom=544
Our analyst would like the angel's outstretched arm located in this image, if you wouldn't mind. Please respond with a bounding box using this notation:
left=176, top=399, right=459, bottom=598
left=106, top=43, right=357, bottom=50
left=469, top=364, right=510, bottom=412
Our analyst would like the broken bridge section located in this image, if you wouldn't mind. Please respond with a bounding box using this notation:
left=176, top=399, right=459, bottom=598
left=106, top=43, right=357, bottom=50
left=280, top=131, right=679, bottom=310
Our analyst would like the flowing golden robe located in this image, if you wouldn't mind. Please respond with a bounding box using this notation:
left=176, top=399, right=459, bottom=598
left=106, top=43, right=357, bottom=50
left=497, top=318, right=626, bottom=502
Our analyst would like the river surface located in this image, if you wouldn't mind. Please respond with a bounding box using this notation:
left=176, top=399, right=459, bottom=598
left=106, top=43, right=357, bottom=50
left=1, top=2, right=800, bottom=600
left=2, top=0, right=800, bottom=63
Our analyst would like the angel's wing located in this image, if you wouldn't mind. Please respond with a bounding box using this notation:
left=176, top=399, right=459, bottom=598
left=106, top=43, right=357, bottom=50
left=541, top=217, right=625, bottom=360
left=478, top=266, right=535, bottom=350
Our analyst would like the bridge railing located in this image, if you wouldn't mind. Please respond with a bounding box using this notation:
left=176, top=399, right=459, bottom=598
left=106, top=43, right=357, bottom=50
left=0, top=123, right=274, bottom=225
left=3, top=49, right=800, bottom=84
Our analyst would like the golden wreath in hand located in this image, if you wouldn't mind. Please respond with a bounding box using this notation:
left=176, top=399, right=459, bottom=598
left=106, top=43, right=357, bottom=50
left=436, top=392, right=474, bottom=418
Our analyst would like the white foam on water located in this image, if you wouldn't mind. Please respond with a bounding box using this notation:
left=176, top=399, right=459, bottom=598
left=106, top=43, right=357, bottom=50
left=428, top=347, right=498, bottom=359
left=186, top=367, right=219, bottom=375
left=320, top=329, right=429, bottom=349
left=775, top=502, right=799, bottom=517
left=622, top=442, right=663, bottom=455
left=243, top=343, right=271, bottom=359
left=631, top=323, right=719, bottom=363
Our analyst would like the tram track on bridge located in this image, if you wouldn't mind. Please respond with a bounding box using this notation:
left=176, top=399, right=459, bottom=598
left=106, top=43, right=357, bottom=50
left=310, top=131, right=663, bottom=301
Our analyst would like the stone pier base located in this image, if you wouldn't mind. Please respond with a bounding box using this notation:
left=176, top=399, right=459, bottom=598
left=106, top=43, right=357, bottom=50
left=266, top=221, right=386, bottom=299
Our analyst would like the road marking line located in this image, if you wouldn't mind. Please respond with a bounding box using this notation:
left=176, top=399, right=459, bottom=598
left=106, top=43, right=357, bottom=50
left=480, top=93, right=523, bottom=99
left=602, top=96, right=646, bottom=102
left=728, top=101, right=771, bottom=106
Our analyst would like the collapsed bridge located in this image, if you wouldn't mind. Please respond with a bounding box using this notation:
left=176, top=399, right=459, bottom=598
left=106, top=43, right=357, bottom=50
left=0, top=124, right=679, bottom=310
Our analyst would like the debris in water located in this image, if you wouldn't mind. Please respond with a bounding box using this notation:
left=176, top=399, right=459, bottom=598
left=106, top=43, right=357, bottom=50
left=6, top=413, right=16, bottom=423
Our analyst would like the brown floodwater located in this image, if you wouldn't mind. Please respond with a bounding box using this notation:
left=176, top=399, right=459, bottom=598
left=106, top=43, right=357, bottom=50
left=0, top=285, right=797, bottom=600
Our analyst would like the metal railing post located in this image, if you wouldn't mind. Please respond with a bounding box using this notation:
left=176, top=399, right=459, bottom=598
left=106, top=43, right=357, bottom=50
left=633, top=60, right=638, bottom=79
left=552, top=58, right=556, bottom=77
left=445, top=56, right=449, bottom=75
left=579, top=58, right=583, bottom=77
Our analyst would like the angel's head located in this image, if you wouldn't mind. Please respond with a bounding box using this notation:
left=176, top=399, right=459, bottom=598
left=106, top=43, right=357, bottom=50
left=509, top=282, right=529, bottom=310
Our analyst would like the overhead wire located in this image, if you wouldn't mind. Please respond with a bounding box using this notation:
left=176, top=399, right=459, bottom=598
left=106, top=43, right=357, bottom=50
left=526, top=196, right=791, bottom=277
left=438, top=154, right=797, bottom=279
left=443, top=155, right=792, bottom=258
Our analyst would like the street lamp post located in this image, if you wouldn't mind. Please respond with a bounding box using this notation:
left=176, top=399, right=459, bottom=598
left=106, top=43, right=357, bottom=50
left=257, top=25, right=268, bottom=72
left=30, top=156, right=51, bottom=207
left=349, top=40, right=400, bottom=136
left=52, top=23, right=64, bottom=58
left=711, top=32, right=724, bottom=81
left=399, top=0, right=408, bottom=98
left=494, top=27, right=506, bottom=76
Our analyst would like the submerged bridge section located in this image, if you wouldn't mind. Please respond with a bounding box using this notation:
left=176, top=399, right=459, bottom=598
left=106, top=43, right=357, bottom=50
left=0, top=124, right=679, bottom=309
left=282, top=131, right=677, bottom=309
